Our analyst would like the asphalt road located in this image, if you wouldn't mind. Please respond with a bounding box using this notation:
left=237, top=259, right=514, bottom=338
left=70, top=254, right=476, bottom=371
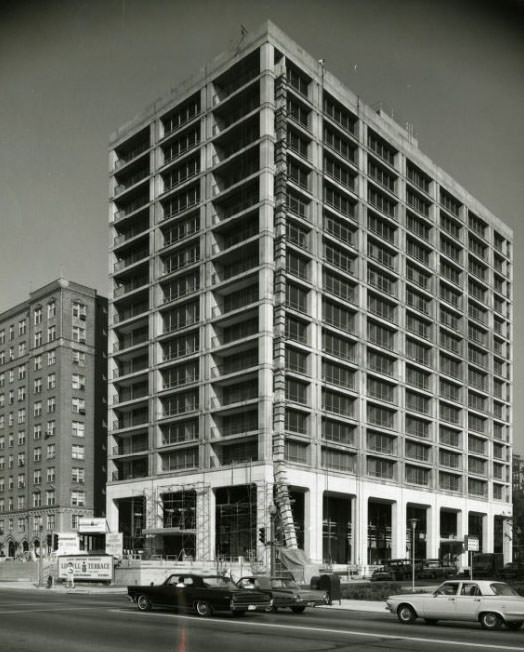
left=2, top=588, right=524, bottom=652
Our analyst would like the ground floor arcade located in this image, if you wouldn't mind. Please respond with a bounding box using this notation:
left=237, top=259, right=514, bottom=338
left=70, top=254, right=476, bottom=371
left=106, top=465, right=512, bottom=573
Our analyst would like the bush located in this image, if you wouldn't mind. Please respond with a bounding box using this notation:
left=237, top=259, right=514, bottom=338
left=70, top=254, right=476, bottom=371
left=340, top=582, right=404, bottom=601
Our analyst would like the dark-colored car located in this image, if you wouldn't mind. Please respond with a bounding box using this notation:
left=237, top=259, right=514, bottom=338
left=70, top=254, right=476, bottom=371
left=128, top=573, right=271, bottom=617
left=500, top=562, right=524, bottom=581
left=236, top=575, right=328, bottom=613
left=417, top=559, right=456, bottom=580
left=371, top=559, right=422, bottom=582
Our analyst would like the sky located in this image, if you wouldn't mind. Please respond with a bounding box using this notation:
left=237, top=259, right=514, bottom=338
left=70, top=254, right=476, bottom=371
left=1, top=0, right=523, bottom=444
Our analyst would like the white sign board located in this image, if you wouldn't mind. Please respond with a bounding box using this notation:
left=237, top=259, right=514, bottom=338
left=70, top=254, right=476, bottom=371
left=58, top=555, right=113, bottom=581
left=466, top=536, right=480, bottom=552
left=78, top=517, right=107, bottom=534
left=105, top=532, right=123, bottom=558
left=56, top=532, right=80, bottom=555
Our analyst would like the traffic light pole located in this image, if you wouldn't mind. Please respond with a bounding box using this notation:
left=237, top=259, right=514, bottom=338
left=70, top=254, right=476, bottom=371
left=269, top=504, right=277, bottom=577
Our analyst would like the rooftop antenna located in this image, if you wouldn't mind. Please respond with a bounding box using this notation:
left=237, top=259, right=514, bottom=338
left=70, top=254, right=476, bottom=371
left=235, top=24, right=248, bottom=53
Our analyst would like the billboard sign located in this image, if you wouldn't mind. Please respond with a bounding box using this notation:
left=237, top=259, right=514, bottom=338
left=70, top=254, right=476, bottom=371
left=78, top=517, right=107, bottom=534
left=56, top=532, right=80, bottom=555
left=58, top=555, right=113, bottom=581
left=105, top=532, right=123, bottom=558
left=465, top=535, right=480, bottom=552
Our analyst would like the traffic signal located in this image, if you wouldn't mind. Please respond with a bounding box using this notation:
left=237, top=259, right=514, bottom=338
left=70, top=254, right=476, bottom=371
left=258, top=527, right=266, bottom=544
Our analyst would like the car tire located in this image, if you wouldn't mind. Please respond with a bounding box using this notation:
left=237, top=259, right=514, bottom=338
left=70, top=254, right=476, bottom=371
left=136, top=595, right=152, bottom=612
left=397, top=604, right=417, bottom=624
left=424, top=619, right=438, bottom=625
left=195, top=600, right=214, bottom=617
left=506, top=621, right=523, bottom=630
left=479, top=612, right=503, bottom=630
left=291, top=606, right=306, bottom=614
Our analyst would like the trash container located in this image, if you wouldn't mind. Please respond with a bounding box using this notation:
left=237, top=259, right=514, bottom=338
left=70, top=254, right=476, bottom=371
left=317, top=574, right=341, bottom=605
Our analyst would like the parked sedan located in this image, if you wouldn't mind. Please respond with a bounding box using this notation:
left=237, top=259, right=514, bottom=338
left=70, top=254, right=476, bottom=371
left=237, top=575, right=328, bottom=613
left=128, top=573, right=271, bottom=616
left=386, top=579, right=524, bottom=630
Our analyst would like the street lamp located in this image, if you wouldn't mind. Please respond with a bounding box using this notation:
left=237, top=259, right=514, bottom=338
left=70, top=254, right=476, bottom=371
left=409, top=518, right=418, bottom=593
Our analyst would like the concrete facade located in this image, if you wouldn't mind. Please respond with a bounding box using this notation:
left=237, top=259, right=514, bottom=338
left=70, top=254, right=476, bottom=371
left=107, top=22, right=512, bottom=573
left=0, top=280, right=107, bottom=557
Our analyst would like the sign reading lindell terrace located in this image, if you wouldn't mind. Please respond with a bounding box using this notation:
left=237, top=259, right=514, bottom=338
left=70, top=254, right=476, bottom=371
left=58, top=555, right=113, bottom=581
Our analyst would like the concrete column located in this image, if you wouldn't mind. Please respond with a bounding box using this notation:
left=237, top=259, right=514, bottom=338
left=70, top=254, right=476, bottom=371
left=457, top=507, right=468, bottom=570
left=427, top=504, right=440, bottom=558
left=503, top=517, right=512, bottom=563
left=356, top=492, right=368, bottom=572
left=196, top=486, right=214, bottom=561
left=483, top=512, right=492, bottom=553
left=304, top=484, right=323, bottom=564
left=392, top=498, right=406, bottom=559
left=106, top=494, right=119, bottom=533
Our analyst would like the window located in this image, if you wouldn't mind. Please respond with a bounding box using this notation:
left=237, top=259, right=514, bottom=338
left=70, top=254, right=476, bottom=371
left=34, top=331, right=42, bottom=347
left=367, top=211, right=396, bottom=243
left=406, top=287, right=431, bottom=315
left=46, top=443, right=55, bottom=459
left=47, top=325, right=56, bottom=342
left=72, top=421, right=85, bottom=437
left=72, top=444, right=85, bottom=460
left=367, top=403, right=395, bottom=428
left=367, top=431, right=394, bottom=454
left=406, top=441, right=430, bottom=462
left=72, top=325, right=86, bottom=344
left=406, top=212, right=431, bottom=241
left=34, top=401, right=42, bottom=417
left=439, top=449, right=461, bottom=469
left=468, top=212, right=486, bottom=238
left=32, top=492, right=42, bottom=508
left=72, top=374, right=86, bottom=391
left=285, top=410, right=308, bottom=435
left=368, top=159, right=396, bottom=192
left=406, top=465, right=430, bottom=486
left=440, top=353, right=462, bottom=379
left=286, top=251, right=309, bottom=281
left=323, top=389, right=353, bottom=416
left=406, top=189, right=431, bottom=217
left=439, top=472, right=460, bottom=492
left=47, top=397, right=56, bottom=413
left=325, top=156, right=356, bottom=190
left=286, top=283, right=308, bottom=313
left=72, top=398, right=85, bottom=414
left=406, top=262, right=431, bottom=290
left=440, top=330, right=462, bottom=355
left=323, top=419, right=355, bottom=445
left=321, top=447, right=355, bottom=472
left=440, top=213, right=461, bottom=239
left=72, top=350, right=86, bottom=366
left=46, top=420, right=56, bottom=437
left=71, top=490, right=86, bottom=507
left=34, top=355, right=42, bottom=371
left=286, top=316, right=308, bottom=345
left=323, top=360, right=354, bottom=389
left=72, top=467, right=85, bottom=484
left=406, top=390, right=431, bottom=415
left=323, top=241, right=355, bottom=274
left=323, top=331, right=355, bottom=361
left=440, top=261, right=461, bottom=286
left=406, top=339, right=431, bottom=366
left=367, top=320, right=395, bottom=350
left=284, top=439, right=309, bottom=464
left=368, top=265, right=397, bottom=297
left=367, top=376, right=394, bottom=402
left=368, top=293, right=397, bottom=321
left=368, top=130, right=396, bottom=165
left=439, top=379, right=461, bottom=402
left=367, top=239, right=396, bottom=269
left=34, top=447, right=42, bottom=462
left=367, top=457, right=394, bottom=479
left=406, top=365, right=430, bottom=390
left=285, top=379, right=308, bottom=405
left=440, top=402, right=461, bottom=425
left=34, top=307, right=42, bottom=324
left=47, top=467, right=55, bottom=483
left=440, top=189, right=461, bottom=216
left=323, top=269, right=356, bottom=303
left=368, top=350, right=395, bottom=377
left=406, top=313, right=431, bottom=339
left=368, top=185, right=397, bottom=218
left=47, top=373, right=56, bottom=390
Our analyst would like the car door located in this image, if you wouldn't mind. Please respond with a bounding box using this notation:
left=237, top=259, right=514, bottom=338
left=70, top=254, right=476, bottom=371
left=429, top=582, right=461, bottom=619
left=453, top=582, right=482, bottom=621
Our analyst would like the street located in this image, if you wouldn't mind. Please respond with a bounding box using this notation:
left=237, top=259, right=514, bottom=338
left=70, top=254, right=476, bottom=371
left=1, top=588, right=524, bottom=652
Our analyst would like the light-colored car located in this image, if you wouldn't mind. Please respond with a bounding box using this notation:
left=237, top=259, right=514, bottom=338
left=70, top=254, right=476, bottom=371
left=386, top=579, right=524, bottom=630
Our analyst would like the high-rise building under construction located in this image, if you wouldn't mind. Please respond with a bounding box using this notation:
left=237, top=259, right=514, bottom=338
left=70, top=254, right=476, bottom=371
left=107, top=21, right=512, bottom=571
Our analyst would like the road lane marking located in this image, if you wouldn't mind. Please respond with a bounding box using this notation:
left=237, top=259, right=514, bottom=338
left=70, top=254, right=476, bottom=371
left=111, top=609, right=524, bottom=651
left=3, top=604, right=120, bottom=614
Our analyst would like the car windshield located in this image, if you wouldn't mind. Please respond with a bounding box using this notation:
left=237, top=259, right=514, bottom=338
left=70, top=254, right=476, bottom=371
left=490, top=582, right=519, bottom=596
left=271, top=578, right=298, bottom=589
left=435, top=582, right=459, bottom=595
left=202, top=576, right=236, bottom=588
